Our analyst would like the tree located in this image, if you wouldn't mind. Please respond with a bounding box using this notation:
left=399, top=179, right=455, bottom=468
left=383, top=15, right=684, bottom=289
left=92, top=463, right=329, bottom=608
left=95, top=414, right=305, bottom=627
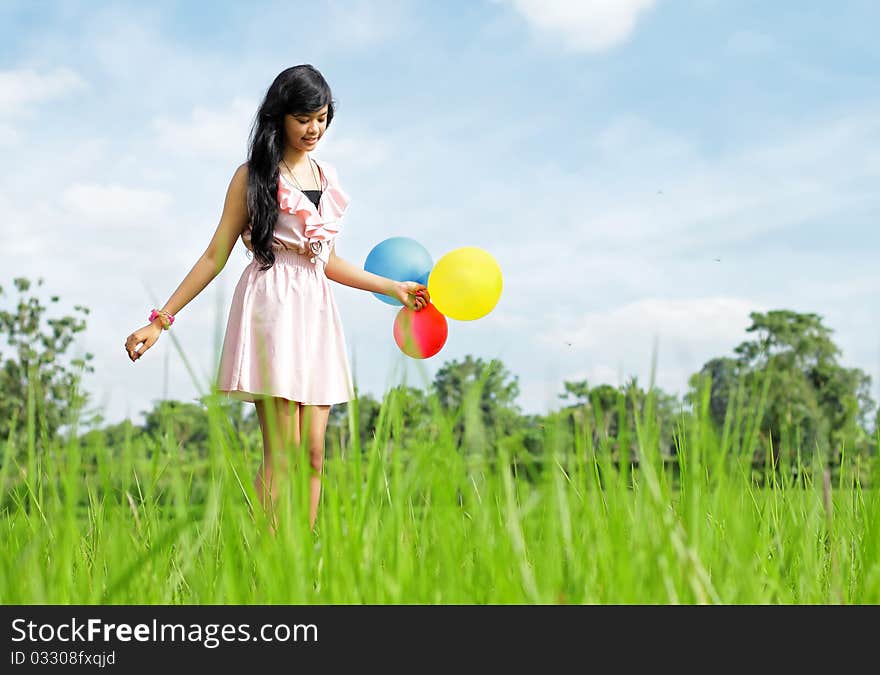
left=326, top=390, right=382, bottom=455
left=687, top=357, right=741, bottom=429
left=559, top=377, right=680, bottom=462
left=141, top=400, right=212, bottom=455
left=0, top=277, right=96, bottom=449
left=383, top=385, right=435, bottom=444
left=432, top=355, right=522, bottom=452
left=688, top=309, right=876, bottom=463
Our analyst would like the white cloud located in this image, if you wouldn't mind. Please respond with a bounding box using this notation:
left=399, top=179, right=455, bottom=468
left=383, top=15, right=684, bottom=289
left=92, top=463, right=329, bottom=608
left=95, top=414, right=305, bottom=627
left=519, top=297, right=762, bottom=405
left=320, top=128, right=393, bottom=172
left=61, top=183, right=172, bottom=228
left=538, top=296, right=756, bottom=351
left=0, top=123, right=20, bottom=146
left=485, top=107, right=880, bottom=268
left=0, top=67, right=87, bottom=144
left=0, top=67, right=87, bottom=116
left=153, top=98, right=256, bottom=162
left=324, top=0, right=412, bottom=48
left=504, top=0, right=656, bottom=52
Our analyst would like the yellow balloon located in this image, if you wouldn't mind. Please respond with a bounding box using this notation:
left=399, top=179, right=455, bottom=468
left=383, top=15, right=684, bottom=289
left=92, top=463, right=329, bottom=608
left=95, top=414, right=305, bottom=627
left=428, top=247, right=502, bottom=321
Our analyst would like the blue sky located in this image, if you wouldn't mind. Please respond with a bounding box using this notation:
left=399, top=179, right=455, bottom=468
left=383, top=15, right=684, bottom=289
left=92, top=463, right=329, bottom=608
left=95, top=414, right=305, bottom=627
left=1, top=0, right=878, bottom=426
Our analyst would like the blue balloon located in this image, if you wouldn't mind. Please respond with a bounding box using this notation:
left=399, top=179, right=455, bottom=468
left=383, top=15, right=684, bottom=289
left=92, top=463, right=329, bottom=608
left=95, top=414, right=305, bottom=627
left=364, top=237, right=433, bottom=306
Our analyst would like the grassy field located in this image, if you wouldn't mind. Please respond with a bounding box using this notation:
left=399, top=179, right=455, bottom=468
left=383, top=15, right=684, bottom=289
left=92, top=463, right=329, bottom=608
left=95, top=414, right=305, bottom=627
left=1, top=381, right=878, bottom=605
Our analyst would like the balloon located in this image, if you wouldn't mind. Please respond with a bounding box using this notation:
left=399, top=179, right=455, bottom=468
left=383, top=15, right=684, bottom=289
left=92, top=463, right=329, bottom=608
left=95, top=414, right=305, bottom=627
left=364, top=237, right=433, bottom=306
left=393, top=304, right=448, bottom=359
left=427, top=247, right=502, bottom=321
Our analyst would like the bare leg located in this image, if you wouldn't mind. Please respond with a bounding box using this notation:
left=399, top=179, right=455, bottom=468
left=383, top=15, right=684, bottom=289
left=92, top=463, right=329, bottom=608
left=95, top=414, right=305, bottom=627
left=299, top=404, right=332, bottom=531
left=254, top=396, right=301, bottom=535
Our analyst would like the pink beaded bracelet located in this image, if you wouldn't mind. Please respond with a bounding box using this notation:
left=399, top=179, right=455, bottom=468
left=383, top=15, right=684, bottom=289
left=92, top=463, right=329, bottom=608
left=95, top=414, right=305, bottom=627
left=149, top=308, right=175, bottom=330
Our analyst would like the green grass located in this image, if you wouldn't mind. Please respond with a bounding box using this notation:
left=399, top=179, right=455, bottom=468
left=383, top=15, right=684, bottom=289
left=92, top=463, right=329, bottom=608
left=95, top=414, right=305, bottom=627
left=1, top=376, right=879, bottom=605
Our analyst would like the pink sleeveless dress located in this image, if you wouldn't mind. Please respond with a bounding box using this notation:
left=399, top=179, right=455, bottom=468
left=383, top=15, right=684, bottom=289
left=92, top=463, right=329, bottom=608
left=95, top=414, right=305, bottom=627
left=214, top=158, right=355, bottom=405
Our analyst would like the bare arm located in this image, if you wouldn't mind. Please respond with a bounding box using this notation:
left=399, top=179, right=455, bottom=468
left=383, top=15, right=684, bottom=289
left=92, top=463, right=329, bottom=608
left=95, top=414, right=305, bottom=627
left=126, top=163, right=251, bottom=361
left=324, top=246, right=396, bottom=296
left=324, top=245, right=429, bottom=310
left=151, top=163, right=250, bottom=326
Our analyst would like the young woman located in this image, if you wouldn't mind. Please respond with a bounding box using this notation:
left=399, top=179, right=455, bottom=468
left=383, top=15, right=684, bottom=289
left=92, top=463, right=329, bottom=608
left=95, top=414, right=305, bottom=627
left=123, top=64, right=428, bottom=533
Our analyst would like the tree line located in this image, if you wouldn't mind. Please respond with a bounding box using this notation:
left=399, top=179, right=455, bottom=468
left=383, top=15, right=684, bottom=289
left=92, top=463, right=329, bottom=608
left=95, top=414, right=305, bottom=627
left=2, top=277, right=877, bottom=473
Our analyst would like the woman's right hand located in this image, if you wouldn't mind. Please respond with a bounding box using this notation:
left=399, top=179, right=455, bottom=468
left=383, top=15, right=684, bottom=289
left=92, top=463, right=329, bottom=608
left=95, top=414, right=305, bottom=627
left=125, top=323, right=163, bottom=362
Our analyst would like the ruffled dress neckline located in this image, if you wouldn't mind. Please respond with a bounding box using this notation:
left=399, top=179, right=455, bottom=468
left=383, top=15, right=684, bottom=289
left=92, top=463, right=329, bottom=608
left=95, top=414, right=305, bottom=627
left=275, top=157, right=351, bottom=264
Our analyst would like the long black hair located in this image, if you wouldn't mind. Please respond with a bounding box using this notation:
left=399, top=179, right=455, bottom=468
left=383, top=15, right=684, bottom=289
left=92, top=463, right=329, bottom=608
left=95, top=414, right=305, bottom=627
left=246, top=65, right=335, bottom=270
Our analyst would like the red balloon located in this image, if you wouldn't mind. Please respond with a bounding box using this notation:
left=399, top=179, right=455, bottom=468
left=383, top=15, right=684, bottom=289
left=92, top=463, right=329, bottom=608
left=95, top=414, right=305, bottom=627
left=393, top=303, right=448, bottom=359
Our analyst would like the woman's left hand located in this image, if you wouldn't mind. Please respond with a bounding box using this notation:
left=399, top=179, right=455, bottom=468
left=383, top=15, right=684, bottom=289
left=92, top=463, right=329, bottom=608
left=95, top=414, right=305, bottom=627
left=393, top=281, right=430, bottom=311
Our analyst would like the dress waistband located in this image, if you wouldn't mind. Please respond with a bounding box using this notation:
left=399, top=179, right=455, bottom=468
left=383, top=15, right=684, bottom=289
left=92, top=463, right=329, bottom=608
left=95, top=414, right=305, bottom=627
left=249, top=247, right=325, bottom=269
